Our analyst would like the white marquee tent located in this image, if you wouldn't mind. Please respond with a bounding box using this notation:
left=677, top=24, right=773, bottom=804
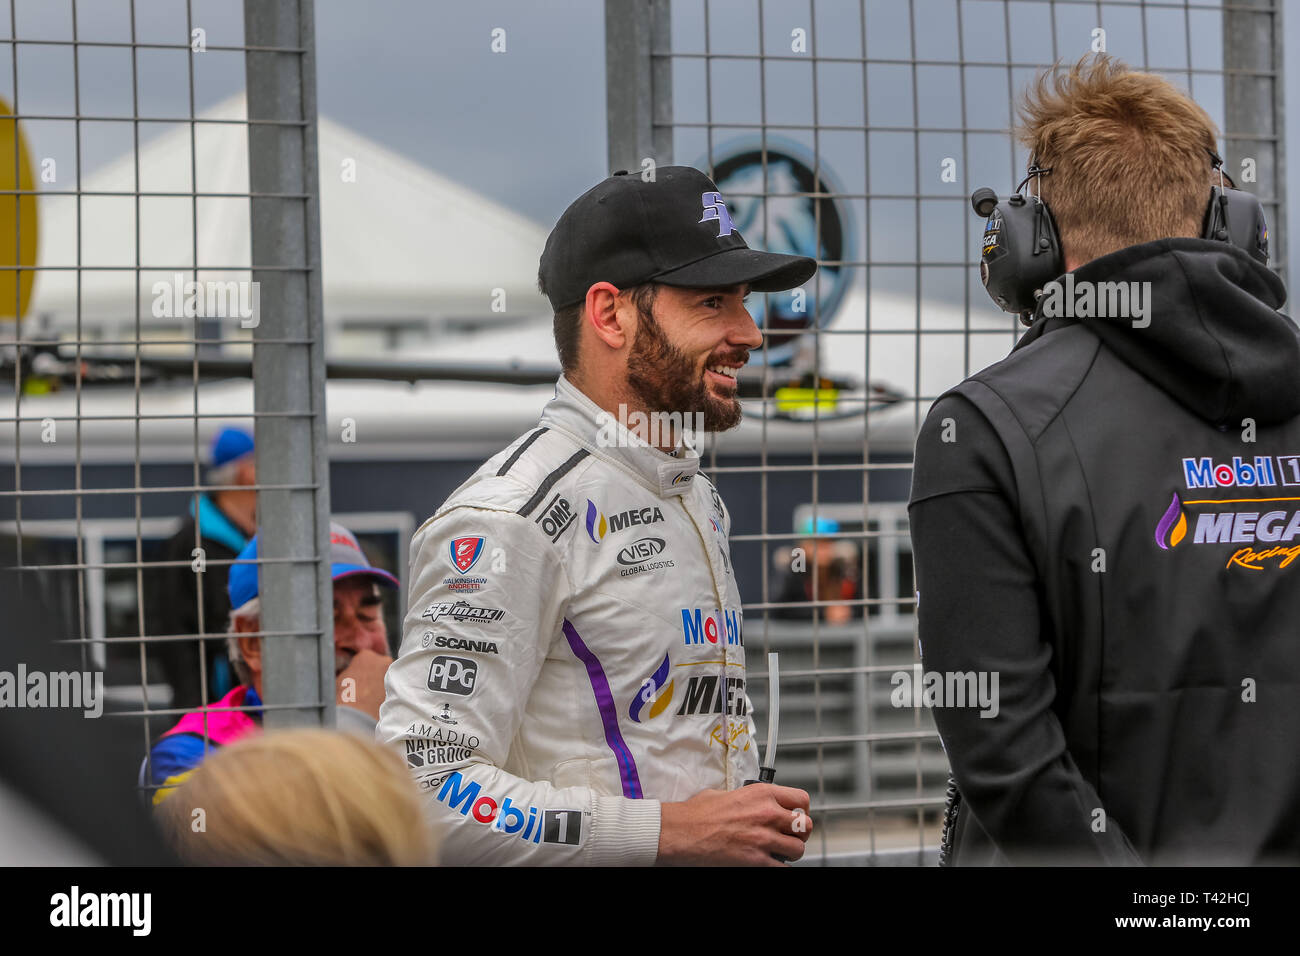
left=28, top=93, right=551, bottom=334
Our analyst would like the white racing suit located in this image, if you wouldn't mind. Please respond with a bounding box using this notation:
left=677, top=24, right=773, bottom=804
left=377, top=375, right=758, bottom=865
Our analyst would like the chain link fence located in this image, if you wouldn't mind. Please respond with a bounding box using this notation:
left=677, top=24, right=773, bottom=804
left=607, top=0, right=1285, bottom=863
left=0, top=0, right=1284, bottom=862
left=0, top=0, right=332, bottom=802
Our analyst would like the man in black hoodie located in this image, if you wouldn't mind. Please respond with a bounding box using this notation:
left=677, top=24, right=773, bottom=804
left=909, top=55, right=1300, bottom=865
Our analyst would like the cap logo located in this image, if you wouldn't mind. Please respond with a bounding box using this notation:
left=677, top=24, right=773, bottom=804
left=699, top=191, right=737, bottom=238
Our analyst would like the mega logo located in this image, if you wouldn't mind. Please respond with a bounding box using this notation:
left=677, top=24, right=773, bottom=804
left=629, top=654, right=675, bottom=723
left=681, top=607, right=744, bottom=646
left=421, top=600, right=505, bottom=625
left=585, top=501, right=665, bottom=543
left=675, top=675, right=748, bottom=717
left=1155, top=490, right=1300, bottom=570
left=429, top=635, right=499, bottom=655
left=427, top=656, right=478, bottom=696
left=535, top=493, right=578, bottom=543
left=449, top=536, right=485, bottom=574
left=982, top=215, right=1002, bottom=256
left=1182, top=456, right=1298, bottom=489
left=585, top=501, right=608, bottom=543
left=436, top=772, right=583, bottom=846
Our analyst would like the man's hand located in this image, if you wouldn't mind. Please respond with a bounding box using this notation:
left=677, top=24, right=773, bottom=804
left=657, top=784, right=813, bottom=866
left=334, top=648, right=393, bottom=720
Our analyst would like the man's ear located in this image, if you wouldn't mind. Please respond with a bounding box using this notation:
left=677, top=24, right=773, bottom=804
left=236, top=457, right=256, bottom=486
left=237, top=632, right=262, bottom=677
left=583, top=281, right=630, bottom=351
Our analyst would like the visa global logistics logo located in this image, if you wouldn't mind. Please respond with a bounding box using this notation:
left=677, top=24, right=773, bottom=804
left=1155, top=491, right=1300, bottom=570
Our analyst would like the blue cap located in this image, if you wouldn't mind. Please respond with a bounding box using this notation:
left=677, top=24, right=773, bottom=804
left=799, top=516, right=840, bottom=535
left=211, top=427, right=255, bottom=469
left=227, top=521, right=400, bottom=609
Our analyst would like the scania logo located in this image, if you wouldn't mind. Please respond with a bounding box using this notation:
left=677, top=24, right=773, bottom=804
left=617, top=537, right=666, bottom=566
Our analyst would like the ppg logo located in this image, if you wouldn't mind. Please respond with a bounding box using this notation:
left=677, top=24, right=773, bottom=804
left=699, top=191, right=737, bottom=238
left=427, top=656, right=478, bottom=696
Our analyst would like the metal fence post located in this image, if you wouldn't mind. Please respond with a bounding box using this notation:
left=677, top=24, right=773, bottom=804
left=244, top=0, right=334, bottom=729
left=605, top=0, right=673, bottom=174
left=1225, top=0, right=1286, bottom=287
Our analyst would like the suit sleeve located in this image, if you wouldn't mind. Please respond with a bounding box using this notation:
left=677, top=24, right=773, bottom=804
left=908, top=395, right=1142, bottom=864
left=376, top=504, right=662, bottom=866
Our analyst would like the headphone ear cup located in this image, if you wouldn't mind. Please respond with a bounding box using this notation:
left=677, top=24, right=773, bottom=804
left=1037, top=199, right=1064, bottom=274
left=1203, top=186, right=1270, bottom=263
left=1202, top=187, right=1230, bottom=242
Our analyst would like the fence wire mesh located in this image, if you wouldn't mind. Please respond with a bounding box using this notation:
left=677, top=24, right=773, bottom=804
left=616, top=0, right=1285, bottom=864
left=0, top=0, right=1285, bottom=864
left=0, top=0, right=333, bottom=804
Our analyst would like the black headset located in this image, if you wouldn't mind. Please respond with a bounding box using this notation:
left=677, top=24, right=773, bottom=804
left=971, top=148, right=1270, bottom=326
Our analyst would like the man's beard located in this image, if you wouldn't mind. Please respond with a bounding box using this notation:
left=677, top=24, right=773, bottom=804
left=625, top=303, right=745, bottom=433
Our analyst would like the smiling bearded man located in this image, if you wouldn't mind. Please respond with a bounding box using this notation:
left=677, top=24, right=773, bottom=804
left=378, top=166, right=820, bottom=866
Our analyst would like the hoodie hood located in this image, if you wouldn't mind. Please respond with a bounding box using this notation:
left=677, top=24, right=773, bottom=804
left=1016, top=237, right=1300, bottom=426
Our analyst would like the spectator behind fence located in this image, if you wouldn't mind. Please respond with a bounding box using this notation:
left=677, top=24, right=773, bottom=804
left=147, top=426, right=257, bottom=710
left=156, top=728, right=438, bottom=866
left=145, top=521, right=399, bottom=804
left=771, top=517, right=862, bottom=623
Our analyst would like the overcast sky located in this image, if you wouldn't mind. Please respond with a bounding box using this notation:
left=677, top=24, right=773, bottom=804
left=5, top=0, right=1296, bottom=301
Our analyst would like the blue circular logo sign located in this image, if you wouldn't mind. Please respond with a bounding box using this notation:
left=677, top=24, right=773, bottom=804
left=703, top=141, right=852, bottom=366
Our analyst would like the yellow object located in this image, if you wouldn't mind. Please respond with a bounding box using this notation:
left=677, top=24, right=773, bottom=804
left=0, top=96, right=37, bottom=320
left=774, top=386, right=840, bottom=416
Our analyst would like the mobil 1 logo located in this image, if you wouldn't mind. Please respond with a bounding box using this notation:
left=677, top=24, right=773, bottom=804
left=544, top=810, right=582, bottom=845
left=427, top=656, right=478, bottom=696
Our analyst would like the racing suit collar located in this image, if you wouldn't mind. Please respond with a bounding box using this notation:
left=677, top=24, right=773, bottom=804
left=542, top=375, right=700, bottom=498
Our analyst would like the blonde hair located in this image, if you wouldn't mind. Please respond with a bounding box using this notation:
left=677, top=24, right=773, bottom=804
left=1017, top=54, right=1220, bottom=266
left=156, top=728, right=437, bottom=866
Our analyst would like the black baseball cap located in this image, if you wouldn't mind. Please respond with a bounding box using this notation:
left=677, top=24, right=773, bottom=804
left=538, top=166, right=818, bottom=311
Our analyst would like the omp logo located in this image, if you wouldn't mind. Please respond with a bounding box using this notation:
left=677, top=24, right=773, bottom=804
left=629, top=654, right=674, bottom=723
left=586, top=501, right=665, bottom=543
left=1183, top=456, right=1286, bottom=489
left=681, top=607, right=744, bottom=646
left=437, top=772, right=583, bottom=845
left=449, top=536, right=485, bottom=574
left=427, top=656, right=478, bottom=695
left=676, top=675, right=748, bottom=716
left=535, top=493, right=577, bottom=543
left=699, top=190, right=737, bottom=237
left=617, top=537, right=665, bottom=566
